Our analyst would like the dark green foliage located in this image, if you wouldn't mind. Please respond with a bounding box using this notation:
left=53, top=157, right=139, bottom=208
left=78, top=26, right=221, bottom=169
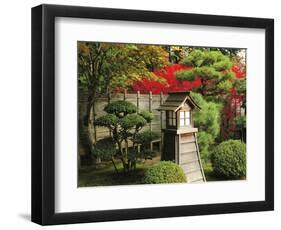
left=104, top=100, right=137, bottom=117
left=92, top=137, right=116, bottom=161
left=234, top=116, right=246, bottom=129
left=234, top=78, right=246, bottom=94
left=197, top=131, right=214, bottom=161
left=175, top=50, right=234, bottom=96
left=143, top=161, right=187, bottom=184
left=234, top=116, right=246, bottom=142
left=139, top=111, right=154, bottom=123
left=95, top=114, right=118, bottom=128
left=191, top=92, right=221, bottom=161
left=135, top=130, right=160, bottom=159
left=211, top=140, right=246, bottom=179
left=120, top=114, right=147, bottom=130
left=135, top=130, right=160, bottom=148
left=181, top=50, right=232, bottom=70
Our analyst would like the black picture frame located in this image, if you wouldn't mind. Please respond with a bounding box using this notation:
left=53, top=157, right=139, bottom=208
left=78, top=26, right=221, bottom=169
left=31, top=4, right=274, bottom=225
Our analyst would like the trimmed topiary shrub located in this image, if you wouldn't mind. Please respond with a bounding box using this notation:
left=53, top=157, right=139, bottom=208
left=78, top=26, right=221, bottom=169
left=95, top=100, right=155, bottom=173
left=104, top=100, right=137, bottom=117
left=211, top=140, right=246, bottom=179
left=144, top=161, right=187, bottom=184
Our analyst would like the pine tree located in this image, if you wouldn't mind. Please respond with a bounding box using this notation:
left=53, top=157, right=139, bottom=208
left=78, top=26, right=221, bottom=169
left=176, top=50, right=234, bottom=97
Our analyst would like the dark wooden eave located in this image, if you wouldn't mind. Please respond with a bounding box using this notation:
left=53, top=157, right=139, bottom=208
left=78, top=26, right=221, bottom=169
left=158, top=91, right=201, bottom=111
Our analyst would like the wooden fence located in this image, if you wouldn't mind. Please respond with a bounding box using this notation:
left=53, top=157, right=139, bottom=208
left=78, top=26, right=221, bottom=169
left=78, top=90, right=168, bottom=156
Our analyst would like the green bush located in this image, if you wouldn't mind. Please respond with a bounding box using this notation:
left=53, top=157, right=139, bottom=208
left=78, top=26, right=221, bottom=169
left=91, top=137, right=116, bottom=161
left=211, top=140, right=246, bottom=179
left=135, top=130, right=160, bottom=148
left=135, top=130, right=160, bottom=159
left=144, top=161, right=186, bottom=184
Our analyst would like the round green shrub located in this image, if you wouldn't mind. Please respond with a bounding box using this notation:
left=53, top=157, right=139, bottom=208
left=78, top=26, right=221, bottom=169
left=211, top=140, right=246, bottom=179
left=135, top=130, right=160, bottom=148
left=144, top=161, right=187, bottom=184
left=91, top=137, right=116, bottom=161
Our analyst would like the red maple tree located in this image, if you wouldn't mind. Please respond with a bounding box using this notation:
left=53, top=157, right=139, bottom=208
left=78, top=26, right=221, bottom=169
left=131, top=64, right=201, bottom=94
left=221, top=66, right=246, bottom=140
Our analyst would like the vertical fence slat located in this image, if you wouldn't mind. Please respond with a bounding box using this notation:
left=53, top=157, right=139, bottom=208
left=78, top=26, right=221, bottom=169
left=123, top=89, right=128, bottom=154
left=160, top=92, right=164, bottom=155
left=149, top=91, right=153, bottom=152
left=123, top=89, right=127, bottom=101
left=137, top=91, right=140, bottom=113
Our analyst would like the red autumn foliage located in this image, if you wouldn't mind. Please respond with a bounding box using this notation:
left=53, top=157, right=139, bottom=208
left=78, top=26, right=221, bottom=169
left=130, top=64, right=201, bottom=94
left=221, top=66, right=246, bottom=140
left=232, top=65, right=246, bottom=79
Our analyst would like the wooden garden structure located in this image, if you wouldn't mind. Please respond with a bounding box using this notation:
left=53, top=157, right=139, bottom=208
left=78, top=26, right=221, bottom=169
left=158, top=91, right=206, bottom=183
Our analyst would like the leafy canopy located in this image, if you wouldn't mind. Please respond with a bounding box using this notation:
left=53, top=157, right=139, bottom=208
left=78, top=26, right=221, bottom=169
left=176, top=50, right=234, bottom=96
left=78, top=42, right=169, bottom=93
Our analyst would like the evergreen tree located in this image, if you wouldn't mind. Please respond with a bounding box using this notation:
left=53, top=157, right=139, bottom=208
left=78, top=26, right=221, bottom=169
left=191, top=92, right=221, bottom=163
left=176, top=50, right=234, bottom=97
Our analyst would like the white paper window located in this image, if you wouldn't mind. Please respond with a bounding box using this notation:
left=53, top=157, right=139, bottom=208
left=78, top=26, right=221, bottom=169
left=180, top=111, right=190, bottom=127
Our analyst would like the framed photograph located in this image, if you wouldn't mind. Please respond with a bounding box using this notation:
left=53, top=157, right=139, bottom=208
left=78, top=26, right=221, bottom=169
left=31, top=4, right=274, bottom=225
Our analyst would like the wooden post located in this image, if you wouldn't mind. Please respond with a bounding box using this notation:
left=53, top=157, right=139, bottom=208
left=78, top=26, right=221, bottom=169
left=123, top=89, right=127, bottom=101
left=123, top=89, right=128, bottom=155
left=160, top=92, right=164, bottom=155
left=194, top=132, right=206, bottom=182
left=149, top=91, right=153, bottom=152
left=137, top=91, right=140, bottom=113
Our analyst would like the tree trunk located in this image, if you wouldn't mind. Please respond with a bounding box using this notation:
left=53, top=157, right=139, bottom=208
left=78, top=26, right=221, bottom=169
left=80, top=92, right=97, bottom=166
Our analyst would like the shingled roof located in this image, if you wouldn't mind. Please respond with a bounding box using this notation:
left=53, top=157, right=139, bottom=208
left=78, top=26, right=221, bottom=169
left=158, top=91, right=201, bottom=112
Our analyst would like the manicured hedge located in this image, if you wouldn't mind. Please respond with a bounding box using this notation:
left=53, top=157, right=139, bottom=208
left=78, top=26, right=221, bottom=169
left=211, top=140, right=246, bottom=179
left=144, top=161, right=186, bottom=184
